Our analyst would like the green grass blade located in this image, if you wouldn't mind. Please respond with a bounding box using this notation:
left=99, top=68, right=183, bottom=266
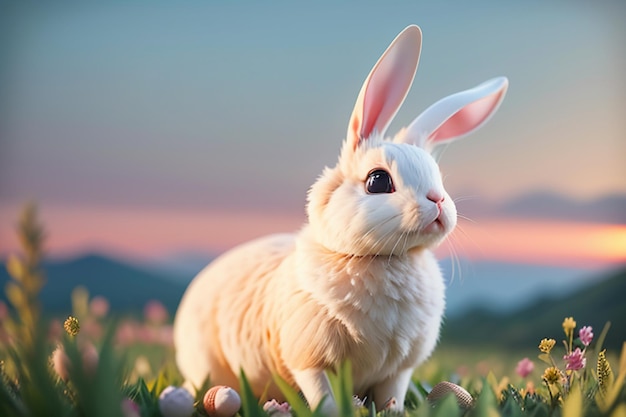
left=327, top=361, right=355, bottom=417
left=593, top=321, right=611, bottom=358
left=273, top=373, right=314, bottom=417
left=0, top=379, right=27, bottom=417
left=469, top=379, right=499, bottom=417
left=432, top=393, right=462, bottom=417
left=240, top=369, right=268, bottom=417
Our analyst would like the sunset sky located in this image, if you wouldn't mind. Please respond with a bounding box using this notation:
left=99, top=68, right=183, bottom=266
left=1, top=2, right=625, bottom=271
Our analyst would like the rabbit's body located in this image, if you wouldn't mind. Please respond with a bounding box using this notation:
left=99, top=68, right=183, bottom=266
left=174, top=227, right=445, bottom=402
left=174, top=25, right=508, bottom=414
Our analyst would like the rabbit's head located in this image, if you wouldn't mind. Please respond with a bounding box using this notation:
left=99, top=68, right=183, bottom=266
left=307, top=25, right=508, bottom=257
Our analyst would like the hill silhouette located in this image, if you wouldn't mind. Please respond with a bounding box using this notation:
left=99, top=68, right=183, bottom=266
left=440, top=265, right=626, bottom=350
left=0, top=254, right=187, bottom=315
left=2, top=254, right=624, bottom=350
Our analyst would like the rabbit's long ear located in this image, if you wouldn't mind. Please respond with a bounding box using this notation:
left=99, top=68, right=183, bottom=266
left=398, top=77, right=508, bottom=150
left=346, top=25, right=422, bottom=150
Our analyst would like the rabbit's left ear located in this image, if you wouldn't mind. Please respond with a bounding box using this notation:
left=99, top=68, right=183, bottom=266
left=398, top=77, right=508, bottom=150
left=346, top=25, right=422, bottom=150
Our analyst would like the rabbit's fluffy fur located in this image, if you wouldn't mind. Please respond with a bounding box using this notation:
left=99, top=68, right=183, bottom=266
left=174, top=25, right=507, bottom=414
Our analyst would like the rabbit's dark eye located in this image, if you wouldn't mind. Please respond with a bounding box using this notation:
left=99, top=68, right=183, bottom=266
left=365, top=169, right=395, bottom=194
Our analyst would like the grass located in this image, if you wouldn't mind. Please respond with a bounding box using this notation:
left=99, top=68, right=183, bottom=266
left=1, top=204, right=626, bottom=416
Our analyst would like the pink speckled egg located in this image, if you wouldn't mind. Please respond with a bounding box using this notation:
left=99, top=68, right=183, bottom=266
left=158, top=386, right=194, bottom=417
left=203, top=385, right=241, bottom=417
left=427, top=381, right=474, bottom=409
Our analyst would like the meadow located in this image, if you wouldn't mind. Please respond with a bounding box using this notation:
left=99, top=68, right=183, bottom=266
left=1, top=205, right=625, bottom=417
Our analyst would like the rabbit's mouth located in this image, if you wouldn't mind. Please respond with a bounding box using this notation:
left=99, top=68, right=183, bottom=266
left=423, top=217, right=444, bottom=235
left=402, top=215, right=447, bottom=243
left=415, top=206, right=448, bottom=236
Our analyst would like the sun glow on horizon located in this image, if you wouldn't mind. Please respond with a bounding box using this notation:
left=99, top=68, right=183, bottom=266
left=441, top=219, right=626, bottom=268
left=1, top=204, right=625, bottom=269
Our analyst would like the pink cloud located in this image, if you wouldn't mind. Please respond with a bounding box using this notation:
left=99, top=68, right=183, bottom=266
left=438, top=219, right=626, bottom=267
left=2, top=203, right=624, bottom=269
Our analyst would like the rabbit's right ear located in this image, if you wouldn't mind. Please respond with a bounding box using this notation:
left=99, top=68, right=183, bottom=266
left=346, top=25, right=422, bottom=151
left=397, top=77, right=509, bottom=150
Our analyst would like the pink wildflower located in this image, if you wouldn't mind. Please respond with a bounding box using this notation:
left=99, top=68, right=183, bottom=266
left=50, top=342, right=99, bottom=381
left=579, top=326, right=593, bottom=346
left=564, top=347, right=587, bottom=371
left=263, top=399, right=292, bottom=416
left=89, top=296, right=110, bottom=318
left=516, top=357, right=534, bottom=378
left=51, top=345, right=71, bottom=381
left=144, top=300, right=169, bottom=324
left=137, top=325, right=157, bottom=344
left=157, top=325, right=174, bottom=347
left=47, top=319, right=63, bottom=341
left=81, top=342, right=100, bottom=376
left=81, top=317, right=103, bottom=340
left=116, top=320, right=138, bottom=346
left=121, top=398, right=141, bottom=417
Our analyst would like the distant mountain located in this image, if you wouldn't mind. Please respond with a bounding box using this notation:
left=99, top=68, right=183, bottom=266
left=134, top=252, right=214, bottom=281
left=0, top=254, right=188, bottom=315
left=440, top=258, right=604, bottom=317
left=138, top=253, right=605, bottom=318
left=440, top=265, right=626, bottom=350
left=2, top=253, right=622, bottom=351
left=456, top=191, right=626, bottom=224
left=498, top=192, right=626, bottom=223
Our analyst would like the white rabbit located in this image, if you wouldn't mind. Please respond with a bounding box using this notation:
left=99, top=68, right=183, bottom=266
left=174, top=24, right=508, bottom=415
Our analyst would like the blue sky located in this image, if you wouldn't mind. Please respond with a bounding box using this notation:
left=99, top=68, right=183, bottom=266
left=0, top=1, right=625, bottom=263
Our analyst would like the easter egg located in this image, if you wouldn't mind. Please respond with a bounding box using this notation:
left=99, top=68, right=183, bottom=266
left=203, top=385, right=242, bottom=417
left=427, top=381, right=474, bottom=409
left=158, top=386, right=195, bottom=417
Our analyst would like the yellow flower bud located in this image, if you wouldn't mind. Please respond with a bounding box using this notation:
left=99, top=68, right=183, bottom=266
left=562, top=317, right=576, bottom=338
left=539, top=338, right=556, bottom=353
left=64, top=316, right=80, bottom=336
left=542, top=367, right=561, bottom=385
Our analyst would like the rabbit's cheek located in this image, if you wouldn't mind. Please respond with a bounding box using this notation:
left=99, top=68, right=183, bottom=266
left=416, top=202, right=440, bottom=227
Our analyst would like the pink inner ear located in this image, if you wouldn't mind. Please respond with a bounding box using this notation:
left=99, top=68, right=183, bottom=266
left=360, top=88, right=384, bottom=141
left=359, top=53, right=417, bottom=144
left=361, top=64, right=400, bottom=140
left=430, top=91, right=504, bottom=142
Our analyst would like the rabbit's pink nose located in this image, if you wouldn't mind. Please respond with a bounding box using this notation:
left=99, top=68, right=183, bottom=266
left=427, top=190, right=445, bottom=204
